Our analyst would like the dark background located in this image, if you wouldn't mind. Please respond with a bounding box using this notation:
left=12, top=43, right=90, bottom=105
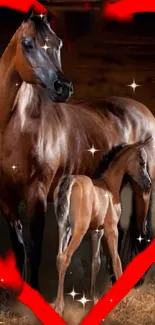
left=0, top=5, right=155, bottom=309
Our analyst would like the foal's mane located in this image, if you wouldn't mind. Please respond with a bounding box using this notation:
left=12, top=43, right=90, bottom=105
left=93, top=135, right=153, bottom=179
left=106, top=135, right=153, bottom=166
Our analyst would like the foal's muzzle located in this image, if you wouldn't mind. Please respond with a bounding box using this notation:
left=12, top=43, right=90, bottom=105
left=142, top=177, right=152, bottom=191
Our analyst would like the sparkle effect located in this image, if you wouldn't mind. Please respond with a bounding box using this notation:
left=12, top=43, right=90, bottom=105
left=127, top=79, right=141, bottom=93
left=41, top=43, right=50, bottom=52
left=67, top=287, right=79, bottom=300
left=136, top=235, right=144, bottom=243
left=87, top=145, right=99, bottom=157
left=77, top=293, right=91, bottom=307
left=109, top=298, right=113, bottom=302
left=12, top=165, right=16, bottom=170
left=0, top=279, right=4, bottom=282
left=38, top=13, right=44, bottom=19
left=45, top=37, right=50, bottom=42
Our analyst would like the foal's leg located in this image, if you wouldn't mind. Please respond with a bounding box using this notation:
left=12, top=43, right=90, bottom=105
left=56, top=223, right=72, bottom=272
left=54, top=227, right=87, bottom=315
left=54, top=183, right=90, bottom=316
left=104, top=202, right=122, bottom=281
left=104, top=222, right=122, bottom=281
left=91, top=229, right=104, bottom=301
left=26, top=178, right=47, bottom=290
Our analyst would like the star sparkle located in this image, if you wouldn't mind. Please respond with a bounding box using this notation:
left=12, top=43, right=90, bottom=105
left=127, top=79, right=141, bottom=93
left=45, top=37, right=50, bottom=42
left=67, top=287, right=79, bottom=300
left=0, top=279, right=4, bottom=282
left=38, top=13, right=45, bottom=19
left=12, top=165, right=17, bottom=170
left=136, top=235, right=144, bottom=243
left=87, top=145, right=99, bottom=157
left=41, top=43, right=51, bottom=52
left=109, top=298, right=113, bottom=302
left=77, top=293, right=91, bottom=307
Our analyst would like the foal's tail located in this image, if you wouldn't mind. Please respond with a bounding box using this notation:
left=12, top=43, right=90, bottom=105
left=54, top=175, right=75, bottom=223
left=119, top=187, right=153, bottom=287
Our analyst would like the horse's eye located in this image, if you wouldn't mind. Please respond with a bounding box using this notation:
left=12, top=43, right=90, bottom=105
left=22, top=37, right=34, bottom=50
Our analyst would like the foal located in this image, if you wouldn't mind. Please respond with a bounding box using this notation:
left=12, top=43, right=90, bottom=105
left=53, top=137, right=152, bottom=315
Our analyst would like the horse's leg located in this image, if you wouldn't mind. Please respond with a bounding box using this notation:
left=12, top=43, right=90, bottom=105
left=26, top=178, right=47, bottom=290
left=105, top=222, right=122, bottom=281
left=0, top=197, right=27, bottom=280
left=90, top=229, right=104, bottom=302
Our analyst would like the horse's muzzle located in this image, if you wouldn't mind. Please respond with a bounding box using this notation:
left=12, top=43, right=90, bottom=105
left=51, top=79, right=73, bottom=102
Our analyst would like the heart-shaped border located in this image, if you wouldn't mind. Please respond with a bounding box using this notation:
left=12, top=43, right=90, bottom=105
left=4, top=239, right=154, bottom=325
left=103, top=0, right=155, bottom=23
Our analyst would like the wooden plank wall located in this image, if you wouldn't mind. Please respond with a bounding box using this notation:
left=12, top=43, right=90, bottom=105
left=59, top=11, right=155, bottom=115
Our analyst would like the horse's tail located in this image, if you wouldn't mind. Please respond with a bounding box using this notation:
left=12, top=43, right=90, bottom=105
left=119, top=186, right=153, bottom=287
left=54, top=175, right=75, bottom=224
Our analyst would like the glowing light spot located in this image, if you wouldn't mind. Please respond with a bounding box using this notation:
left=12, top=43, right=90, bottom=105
left=67, top=287, right=79, bottom=300
left=41, top=43, right=50, bottom=52
left=77, top=293, right=91, bottom=307
left=127, top=79, right=141, bottom=93
left=87, top=145, right=99, bottom=157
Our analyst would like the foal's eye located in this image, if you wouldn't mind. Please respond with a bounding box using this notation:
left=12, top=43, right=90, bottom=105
left=22, top=37, right=34, bottom=50
left=140, top=161, right=145, bottom=167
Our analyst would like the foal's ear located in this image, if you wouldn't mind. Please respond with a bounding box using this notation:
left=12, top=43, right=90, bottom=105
left=139, top=147, right=147, bottom=161
left=24, top=6, right=35, bottom=22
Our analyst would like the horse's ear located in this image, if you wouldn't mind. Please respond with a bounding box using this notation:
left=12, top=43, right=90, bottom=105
left=24, top=6, right=35, bottom=22
left=43, top=11, right=53, bottom=25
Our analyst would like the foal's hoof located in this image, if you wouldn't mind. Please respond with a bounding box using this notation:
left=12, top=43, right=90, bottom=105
left=94, top=297, right=99, bottom=304
left=53, top=301, right=64, bottom=317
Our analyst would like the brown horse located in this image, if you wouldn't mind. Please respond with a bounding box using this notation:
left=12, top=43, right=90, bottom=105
left=0, top=8, right=155, bottom=291
left=53, top=137, right=152, bottom=315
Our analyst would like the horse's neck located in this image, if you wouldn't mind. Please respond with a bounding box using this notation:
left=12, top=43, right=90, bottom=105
left=102, top=151, right=128, bottom=197
left=0, top=31, right=22, bottom=131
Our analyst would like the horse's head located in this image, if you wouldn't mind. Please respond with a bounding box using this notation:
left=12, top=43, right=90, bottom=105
left=15, top=7, right=73, bottom=102
left=126, top=136, right=152, bottom=191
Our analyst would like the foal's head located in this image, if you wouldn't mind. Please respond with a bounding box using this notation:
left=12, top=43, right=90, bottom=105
left=125, top=137, right=152, bottom=191
left=14, top=7, right=73, bottom=102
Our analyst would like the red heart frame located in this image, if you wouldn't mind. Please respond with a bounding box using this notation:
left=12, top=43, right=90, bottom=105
left=103, top=0, right=155, bottom=22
